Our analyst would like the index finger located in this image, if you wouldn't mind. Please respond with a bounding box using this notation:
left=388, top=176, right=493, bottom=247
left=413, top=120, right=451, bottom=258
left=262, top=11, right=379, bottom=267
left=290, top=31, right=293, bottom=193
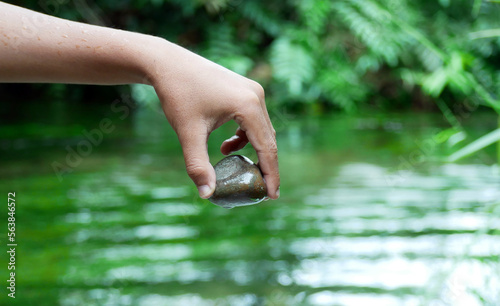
left=233, top=99, right=280, bottom=199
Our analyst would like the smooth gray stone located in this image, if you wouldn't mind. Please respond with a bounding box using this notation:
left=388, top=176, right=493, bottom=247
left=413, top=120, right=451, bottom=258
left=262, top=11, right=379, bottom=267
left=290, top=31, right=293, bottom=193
left=209, top=155, right=267, bottom=209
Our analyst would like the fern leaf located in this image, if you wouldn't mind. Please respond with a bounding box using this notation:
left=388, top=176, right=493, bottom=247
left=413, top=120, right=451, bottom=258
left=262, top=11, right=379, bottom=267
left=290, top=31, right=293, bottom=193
left=203, top=23, right=253, bottom=74
left=270, top=38, right=314, bottom=96
left=296, top=0, right=331, bottom=34
left=239, top=1, right=282, bottom=36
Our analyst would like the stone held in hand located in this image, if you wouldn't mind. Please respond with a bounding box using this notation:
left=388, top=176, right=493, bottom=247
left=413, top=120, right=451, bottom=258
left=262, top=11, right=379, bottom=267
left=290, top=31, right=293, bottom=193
left=209, top=155, right=268, bottom=209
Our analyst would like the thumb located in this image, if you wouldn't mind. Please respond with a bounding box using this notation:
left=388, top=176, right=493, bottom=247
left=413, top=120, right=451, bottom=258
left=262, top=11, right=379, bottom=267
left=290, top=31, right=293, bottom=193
left=178, top=127, right=216, bottom=199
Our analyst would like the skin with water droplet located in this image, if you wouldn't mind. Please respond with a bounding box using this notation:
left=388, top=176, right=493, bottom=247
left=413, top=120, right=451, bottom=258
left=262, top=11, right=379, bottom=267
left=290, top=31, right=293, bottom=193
left=209, top=155, right=267, bottom=209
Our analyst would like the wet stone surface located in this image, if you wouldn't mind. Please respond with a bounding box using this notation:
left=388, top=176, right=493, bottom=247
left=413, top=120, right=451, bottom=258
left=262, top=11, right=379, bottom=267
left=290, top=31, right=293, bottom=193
left=209, top=155, right=267, bottom=209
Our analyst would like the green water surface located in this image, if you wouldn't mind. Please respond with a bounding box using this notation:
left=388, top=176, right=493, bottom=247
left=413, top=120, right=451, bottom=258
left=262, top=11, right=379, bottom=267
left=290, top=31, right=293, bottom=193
left=0, top=104, right=499, bottom=306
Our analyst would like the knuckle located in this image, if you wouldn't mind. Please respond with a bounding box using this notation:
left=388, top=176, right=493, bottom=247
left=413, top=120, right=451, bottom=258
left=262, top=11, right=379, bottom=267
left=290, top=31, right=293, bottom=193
left=268, top=140, right=278, bottom=154
left=250, top=81, right=265, bottom=101
left=258, top=135, right=278, bottom=156
left=232, top=83, right=265, bottom=119
left=246, top=90, right=262, bottom=106
left=185, top=162, right=206, bottom=181
left=239, top=94, right=261, bottom=118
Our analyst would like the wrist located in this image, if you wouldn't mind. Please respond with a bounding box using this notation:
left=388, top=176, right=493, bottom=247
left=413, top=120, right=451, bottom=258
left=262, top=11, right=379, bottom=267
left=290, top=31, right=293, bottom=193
left=117, top=33, right=163, bottom=86
left=137, top=36, right=210, bottom=89
left=133, top=35, right=176, bottom=87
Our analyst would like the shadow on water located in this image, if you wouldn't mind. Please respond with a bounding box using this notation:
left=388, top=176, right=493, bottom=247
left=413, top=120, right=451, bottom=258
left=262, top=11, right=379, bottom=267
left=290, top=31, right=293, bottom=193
left=0, top=103, right=499, bottom=306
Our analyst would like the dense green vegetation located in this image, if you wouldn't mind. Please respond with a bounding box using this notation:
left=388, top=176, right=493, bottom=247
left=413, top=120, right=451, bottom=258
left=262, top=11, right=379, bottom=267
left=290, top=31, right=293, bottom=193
left=3, top=0, right=500, bottom=160
left=9, top=0, right=499, bottom=110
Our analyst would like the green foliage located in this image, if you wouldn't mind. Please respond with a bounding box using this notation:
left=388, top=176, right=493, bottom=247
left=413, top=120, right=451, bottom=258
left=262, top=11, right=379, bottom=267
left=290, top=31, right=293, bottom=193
left=239, top=1, right=283, bottom=36
left=270, top=38, right=314, bottom=97
left=14, top=0, right=500, bottom=114
left=204, top=23, right=253, bottom=75
left=448, top=128, right=500, bottom=162
left=9, top=0, right=500, bottom=158
left=296, top=0, right=331, bottom=35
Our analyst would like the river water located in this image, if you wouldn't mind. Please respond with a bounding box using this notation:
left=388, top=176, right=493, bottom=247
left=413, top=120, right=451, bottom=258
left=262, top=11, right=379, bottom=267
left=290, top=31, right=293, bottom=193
left=0, top=104, right=499, bottom=306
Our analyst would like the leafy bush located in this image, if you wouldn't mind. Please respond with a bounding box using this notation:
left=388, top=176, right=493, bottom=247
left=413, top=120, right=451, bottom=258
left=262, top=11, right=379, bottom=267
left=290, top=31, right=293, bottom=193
left=12, top=0, right=500, bottom=115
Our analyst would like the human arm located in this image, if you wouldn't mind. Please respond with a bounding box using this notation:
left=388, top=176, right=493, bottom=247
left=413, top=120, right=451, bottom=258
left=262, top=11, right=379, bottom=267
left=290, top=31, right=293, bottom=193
left=0, top=2, right=280, bottom=199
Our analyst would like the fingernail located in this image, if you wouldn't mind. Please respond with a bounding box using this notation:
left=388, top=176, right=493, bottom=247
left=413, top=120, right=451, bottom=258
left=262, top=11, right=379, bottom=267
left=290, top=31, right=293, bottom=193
left=198, top=185, right=212, bottom=199
left=276, top=187, right=280, bottom=199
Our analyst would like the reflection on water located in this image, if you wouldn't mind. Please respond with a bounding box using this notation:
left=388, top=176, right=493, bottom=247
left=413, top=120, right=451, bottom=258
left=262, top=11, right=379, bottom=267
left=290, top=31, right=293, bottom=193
left=0, top=109, right=499, bottom=306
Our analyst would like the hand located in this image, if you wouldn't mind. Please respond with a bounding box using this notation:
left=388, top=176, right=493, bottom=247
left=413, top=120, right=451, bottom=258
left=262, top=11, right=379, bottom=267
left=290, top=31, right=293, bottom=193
left=147, top=40, right=280, bottom=199
left=0, top=2, right=280, bottom=200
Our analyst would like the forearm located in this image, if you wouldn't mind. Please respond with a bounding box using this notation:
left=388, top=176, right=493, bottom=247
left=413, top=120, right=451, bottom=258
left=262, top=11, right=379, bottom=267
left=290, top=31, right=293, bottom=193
left=0, top=2, right=280, bottom=200
left=0, top=2, right=156, bottom=85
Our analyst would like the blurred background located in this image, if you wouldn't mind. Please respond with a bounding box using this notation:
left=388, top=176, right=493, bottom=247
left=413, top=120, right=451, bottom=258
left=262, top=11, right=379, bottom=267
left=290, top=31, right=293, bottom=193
left=1, top=0, right=500, bottom=305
